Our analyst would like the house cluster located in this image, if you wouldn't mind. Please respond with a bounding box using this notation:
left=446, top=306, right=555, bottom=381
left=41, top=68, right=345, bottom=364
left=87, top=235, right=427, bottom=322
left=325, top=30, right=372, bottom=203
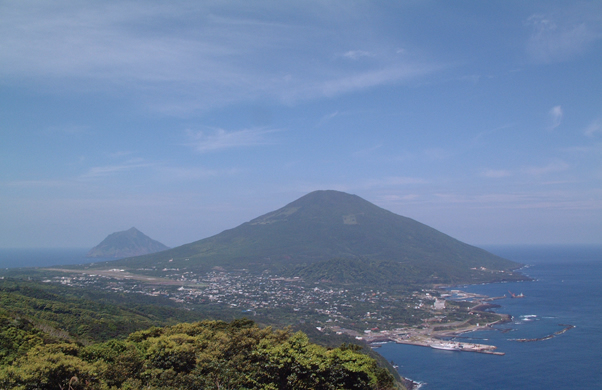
left=45, top=268, right=458, bottom=332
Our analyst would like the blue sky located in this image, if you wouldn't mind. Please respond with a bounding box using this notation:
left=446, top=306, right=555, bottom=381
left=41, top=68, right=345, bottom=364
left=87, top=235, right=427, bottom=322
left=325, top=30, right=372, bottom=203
left=1, top=0, right=601, bottom=248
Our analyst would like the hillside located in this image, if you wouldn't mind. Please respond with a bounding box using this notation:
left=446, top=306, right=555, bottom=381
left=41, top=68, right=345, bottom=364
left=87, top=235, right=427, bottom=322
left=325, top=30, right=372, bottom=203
left=94, top=190, right=523, bottom=284
left=0, top=311, right=401, bottom=390
left=87, top=227, right=169, bottom=258
left=0, top=276, right=405, bottom=388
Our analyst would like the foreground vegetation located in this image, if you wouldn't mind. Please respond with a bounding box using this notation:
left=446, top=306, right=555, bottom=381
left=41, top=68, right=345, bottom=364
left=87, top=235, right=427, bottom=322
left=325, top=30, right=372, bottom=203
left=0, top=278, right=404, bottom=389
left=0, top=315, right=400, bottom=390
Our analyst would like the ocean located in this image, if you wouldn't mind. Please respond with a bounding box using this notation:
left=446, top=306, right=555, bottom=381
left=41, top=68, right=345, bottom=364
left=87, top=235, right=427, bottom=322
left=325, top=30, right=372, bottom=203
left=378, top=245, right=602, bottom=389
left=1, top=245, right=601, bottom=389
left=0, top=248, right=97, bottom=269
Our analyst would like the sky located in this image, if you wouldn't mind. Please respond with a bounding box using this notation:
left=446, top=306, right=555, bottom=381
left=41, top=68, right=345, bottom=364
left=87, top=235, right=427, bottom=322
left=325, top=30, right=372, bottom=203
left=1, top=0, right=601, bottom=249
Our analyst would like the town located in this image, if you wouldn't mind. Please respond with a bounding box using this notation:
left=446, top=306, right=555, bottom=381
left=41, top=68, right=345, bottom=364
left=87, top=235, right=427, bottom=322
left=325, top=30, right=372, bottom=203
left=44, top=265, right=507, bottom=351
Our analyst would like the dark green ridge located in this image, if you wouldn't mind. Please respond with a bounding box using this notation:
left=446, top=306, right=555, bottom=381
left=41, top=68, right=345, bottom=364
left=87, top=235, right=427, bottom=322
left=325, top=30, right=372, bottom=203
left=85, top=190, right=523, bottom=284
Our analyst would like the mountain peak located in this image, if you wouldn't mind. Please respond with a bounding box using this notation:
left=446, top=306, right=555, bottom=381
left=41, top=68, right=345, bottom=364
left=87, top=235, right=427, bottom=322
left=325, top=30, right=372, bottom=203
left=102, top=190, right=521, bottom=285
left=291, top=190, right=365, bottom=207
left=249, top=190, right=377, bottom=226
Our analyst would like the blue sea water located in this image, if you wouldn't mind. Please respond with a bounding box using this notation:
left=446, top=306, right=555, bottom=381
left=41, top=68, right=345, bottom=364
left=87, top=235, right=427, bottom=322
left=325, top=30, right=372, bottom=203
left=0, top=248, right=97, bottom=268
left=378, top=245, right=602, bottom=389
left=1, top=246, right=601, bottom=388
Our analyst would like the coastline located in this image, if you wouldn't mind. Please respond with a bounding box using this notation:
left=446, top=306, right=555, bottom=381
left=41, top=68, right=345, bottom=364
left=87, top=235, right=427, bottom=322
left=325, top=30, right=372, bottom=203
left=375, top=251, right=602, bottom=390
left=358, top=290, right=513, bottom=356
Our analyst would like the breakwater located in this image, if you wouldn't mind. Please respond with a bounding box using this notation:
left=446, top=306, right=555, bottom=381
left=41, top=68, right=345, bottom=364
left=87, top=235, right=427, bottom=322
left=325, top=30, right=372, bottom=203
left=511, top=324, right=575, bottom=343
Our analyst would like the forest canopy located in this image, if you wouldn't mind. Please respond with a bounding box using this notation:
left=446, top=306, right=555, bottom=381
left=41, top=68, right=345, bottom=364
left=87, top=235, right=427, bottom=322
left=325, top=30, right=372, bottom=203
left=0, top=317, right=400, bottom=390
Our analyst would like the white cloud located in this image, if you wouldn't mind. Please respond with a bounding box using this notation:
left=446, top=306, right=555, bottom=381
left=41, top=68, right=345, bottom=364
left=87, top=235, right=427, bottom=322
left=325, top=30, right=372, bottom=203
left=376, top=194, right=420, bottom=204
left=548, top=105, right=563, bottom=130
left=363, top=176, right=427, bottom=188
left=563, top=143, right=602, bottom=154
left=522, top=160, right=569, bottom=176
left=525, top=9, right=602, bottom=63
left=342, top=50, right=373, bottom=60
left=44, top=125, right=91, bottom=135
left=187, top=127, right=279, bottom=153
left=431, top=190, right=602, bottom=211
left=158, top=166, right=238, bottom=180
left=473, top=123, right=516, bottom=143
left=80, top=159, right=153, bottom=178
left=317, top=111, right=340, bottom=126
left=458, top=74, right=481, bottom=84
left=5, top=180, right=71, bottom=187
left=584, top=119, right=602, bottom=137
left=482, top=169, right=512, bottom=178
left=319, top=64, right=437, bottom=98
left=108, top=151, right=136, bottom=159
left=353, top=144, right=383, bottom=157
left=0, top=1, right=439, bottom=113
left=424, top=147, right=454, bottom=160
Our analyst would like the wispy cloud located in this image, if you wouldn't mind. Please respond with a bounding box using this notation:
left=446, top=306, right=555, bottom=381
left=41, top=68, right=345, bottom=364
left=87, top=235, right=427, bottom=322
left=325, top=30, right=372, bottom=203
left=432, top=190, right=601, bottom=210
left=353, top=144, right=383, bottom=157
left=158, top=166, right=239, bottom=180
left=44, top=125, right=90, bottom=135
left=108, top=150, right=136, bottom=159
left=562, top=142, right=602, bottom=154
left=342, top=50, right=373, bottom=60
left=424, top=147, right=454, bottom=160
left=525, top=8, right=602, bottom=63
left=522, top=160, right=569, bottom=176
left=584, top=118, right=602, bottom=137
left=319, top=64, right=438, bottom=98
left=458, top=74, right=482, bottom=84
left=0, top=1, right=440, bottom=113
left=473, top=123, right=516, bottom=143
left=5, top=179, right=71, bottom=187
left=363, top=176, right=427, bottom=188
left=317, top=111, right=340, bottom=127
left=375, top=193, right=420, bottom=204
left=187, top=127, right=280, bottom=153
left=548, top=105, right=563, bottom=130
left=482, top=169, right=512, bottom=178
left=80, top=159, right=153, bottom=179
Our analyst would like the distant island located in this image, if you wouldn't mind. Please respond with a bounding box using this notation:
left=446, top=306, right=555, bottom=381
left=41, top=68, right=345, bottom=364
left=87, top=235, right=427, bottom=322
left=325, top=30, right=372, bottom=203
left=59, top=190, right=529, bottom=346
left=100, top=190, right=524, bottom=286
left=87, top=227, right=169, bottom=258
left=0, top=190, right=533, bottom=389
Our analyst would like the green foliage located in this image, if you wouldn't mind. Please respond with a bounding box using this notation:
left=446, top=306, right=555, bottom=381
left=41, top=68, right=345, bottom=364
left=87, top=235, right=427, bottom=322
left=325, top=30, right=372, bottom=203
left=0, top=343, right=104, bottom=390
left=0, top=279, right=207, bottom=343
left=288, top=258, right=426, bottom=286
left=253, top=331, right=394, bottom=390
left=0, top=313, right=47, bottom=365
left=0, top=319, right=401, bottom=390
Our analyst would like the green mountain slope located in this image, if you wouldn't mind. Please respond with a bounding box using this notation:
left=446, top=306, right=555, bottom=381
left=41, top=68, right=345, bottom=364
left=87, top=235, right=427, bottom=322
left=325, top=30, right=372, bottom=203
left=0, top=308, right=402, bottom=390
left=97, top=190, right=522, bottom=284
left=87, top=227, right=169, bottom=258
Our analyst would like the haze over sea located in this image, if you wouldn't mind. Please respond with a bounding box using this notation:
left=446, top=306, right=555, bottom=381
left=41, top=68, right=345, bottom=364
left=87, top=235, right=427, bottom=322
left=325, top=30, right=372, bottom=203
left=1, top=245, right=601, bottom=389
left=378, top=245, right=602, bottom=389
left=0, top=248, right=103, bottom=269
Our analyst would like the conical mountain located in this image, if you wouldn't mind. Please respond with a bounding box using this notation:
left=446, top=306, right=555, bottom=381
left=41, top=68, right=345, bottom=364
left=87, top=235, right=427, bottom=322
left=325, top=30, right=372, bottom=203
left=101, top=191, right=521, bottom=284
left=87, top=227, right=169, bottom=258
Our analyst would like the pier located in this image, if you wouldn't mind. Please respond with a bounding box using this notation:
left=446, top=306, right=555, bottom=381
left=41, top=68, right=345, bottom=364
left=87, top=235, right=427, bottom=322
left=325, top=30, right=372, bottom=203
left=389, top=335, right=505, bottom=356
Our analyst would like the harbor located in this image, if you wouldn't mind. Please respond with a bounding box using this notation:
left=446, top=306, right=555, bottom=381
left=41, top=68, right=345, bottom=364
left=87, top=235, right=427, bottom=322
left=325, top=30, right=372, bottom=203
left=363, top=327, right=506, bottom=356
left=346, top=288, right=513, bottom=356
left=391, top=336, right=505, bottom=356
